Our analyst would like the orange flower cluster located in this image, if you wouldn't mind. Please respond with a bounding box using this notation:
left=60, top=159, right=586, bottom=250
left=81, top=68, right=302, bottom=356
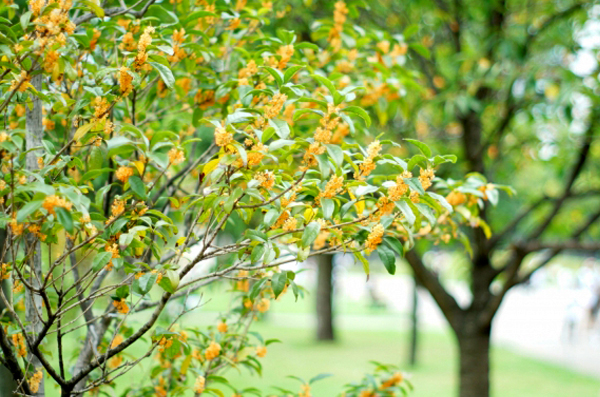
left=93, top=97, right=110, bottom=120
left=215, top=127, right=233, bottom=147
left=328, top=1, right=348, bottom=51
left=42, top=195, right=72, bottom=215
left=116, top=166, right=134, bottom=183
left=12, top=333, right=26, bottom=357
left=105, top=243, right=120, bottom=271
left=355, top=140, right=382, bottom=180
left=0, top=263, right=10, bottom=280
left=113, top=299, right=129, bottom=314
left=314, top=104, right=341, bottom=144
left=299, top=384, right=312, bottom=397
left=238, top=59, right=258, bottom=85
left=256, top=298, right=270, bottom=313
left=217, top=321, right=228, bottom=333
left=30, top=0, right=75, bottom=57
left=264, top=93, right=287, bottom=119
left=236, top=270, right=250, bottom=292
left=9, top=71, right=30, bottom=92
left=204, top=341, right=221, bottom=360
left=282, top=217, right=298, bottom=231
left=380, top=372, right=403, bottom=389
left=133, top=26, right=154, bottom=70
left=193, top=376, right=205, bottom=393
left=387, top=171, right=412, bottom=201
left=168, top=148, right=185, bottom=165
left=419, top=167, right=435, bottom=190
left=446, top=190, right=466, bottom=206
left=365, top=223, right=384, bottom=253
left=256, top=346, right=267, bottom=357
left=168, top=28, right=186, bottom=63
left=302, top=142, right=326, bottom=168
left=119, top=67, right=133, bottom=96
left=255, top=171, right=275, bottom=189
left=276, top=44, right=294, bottom=69
left=28, top=369, right=43, bottom=393
left=317, top=175, right=344, bottom=203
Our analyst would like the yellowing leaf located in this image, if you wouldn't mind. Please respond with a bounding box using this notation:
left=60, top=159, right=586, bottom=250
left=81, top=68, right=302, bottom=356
left=73, top=123, right=93, bottom=142
left=203, top=158, right=220, bottom=175
left=349, top=191, right=364, bottom=214
left=304, top=207, right=314, bottom=222
left=133, top=160, right=145, bottom=176
left=180, top=354, right=192, bottom=375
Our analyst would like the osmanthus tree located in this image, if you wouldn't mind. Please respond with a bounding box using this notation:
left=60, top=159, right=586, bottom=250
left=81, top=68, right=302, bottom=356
left=0, top=0, right=497, bottom=396
left=270, top=1, right=600, bottom=397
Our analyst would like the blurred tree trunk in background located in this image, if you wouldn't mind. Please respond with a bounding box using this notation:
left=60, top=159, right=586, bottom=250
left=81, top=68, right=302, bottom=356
left=316, top=254, right=335, bottom=341
left=408, top=275, right=420, bottom=367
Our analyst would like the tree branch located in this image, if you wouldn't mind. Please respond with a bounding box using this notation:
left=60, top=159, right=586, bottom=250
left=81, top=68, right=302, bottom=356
left=404, top=249, right=463, bottom=330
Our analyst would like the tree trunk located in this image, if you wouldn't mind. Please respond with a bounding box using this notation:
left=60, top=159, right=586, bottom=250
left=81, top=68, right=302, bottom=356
left=0, top=229, right=17, bottom=396
left=408, top=276, right=419, bottom=366
left=25, top=72, right=45, bottom=397
left=457, top=323, right=491, bottom=397
left=315, top=254, right=335, bottom=341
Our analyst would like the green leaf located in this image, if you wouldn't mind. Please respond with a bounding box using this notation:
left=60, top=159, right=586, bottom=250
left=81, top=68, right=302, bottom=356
left=271, top=272, right=287, bottom=298
left=354, top=251, right=369, bottom=278
left=246, top=229, right=268, bottom=243
left=149, top=62, right=175, bottom=89
left=309, top=373, right=333, bottom=385
left=311, top=74, right=337, bottom=98
left=268, top=118, right=290, bottom=139
left=116, top=285, right=129, bottom=300
left=56, top=207, right=74, bottom=234
left=301, top=221, right=321, bottom=248
left=158, top=274, right=175, bottom=293
left=20, top=10, right=31, bottom=31
left=92, top=251, right=113, bottom=271
left=251, top=244, right=265, bottom=264
left=283, top=65, right=304, bottom=83
left=81, top=168, right=113, bottom=183
left=325, top=144, right=343, bottom=167
left=404, top=139, right=432, bottom=157
left=80, top=0, right=105, bottom=17
left=427, top=192, right=453, bottom=212
left=89, top=147, right=104, bottom=170
left=409, top=43, right=430, bottom=59
left=16, top=200, right=42, bottom=222
left=321, top=198, right=334, bottom=219
left=136, top=272, right=158, bottom=295
left=383, top=236, right=404, bottom=257
left=407, top=154, right=428, bottom=171
left=377, top=245, right=396, bottom=275
left=262, top=67, right=283, bottom=87
left=128, top=175, right=147, bottom=200
left=397, top=200, right=416, bottom=225
left=342, top=106, right=371, bottom=127
left=249, top=278, right=267, bottom=300
left=403, top=24, right=419, bottom=39
left=264, top=209, right=280, bottom=229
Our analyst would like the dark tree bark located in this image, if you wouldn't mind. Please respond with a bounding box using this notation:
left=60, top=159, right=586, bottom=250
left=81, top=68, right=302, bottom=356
left=0, top=229, right=17, bottom=396
left=315, top=254, right=335, bottom=341
left=457, top=321, right=491, bottom=397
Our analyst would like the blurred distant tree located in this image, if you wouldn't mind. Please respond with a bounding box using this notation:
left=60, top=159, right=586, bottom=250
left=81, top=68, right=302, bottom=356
left=315, top=254, right=335, bottom=340
left=271, top=1, right=600, bottom=396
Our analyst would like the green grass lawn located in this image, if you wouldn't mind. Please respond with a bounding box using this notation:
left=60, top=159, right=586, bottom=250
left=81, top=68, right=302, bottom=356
left=47, top=318, right=600, bottom=396
left=45, top=283, right=600, bottom=396
left=216, top=324, right=600, bottom=397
